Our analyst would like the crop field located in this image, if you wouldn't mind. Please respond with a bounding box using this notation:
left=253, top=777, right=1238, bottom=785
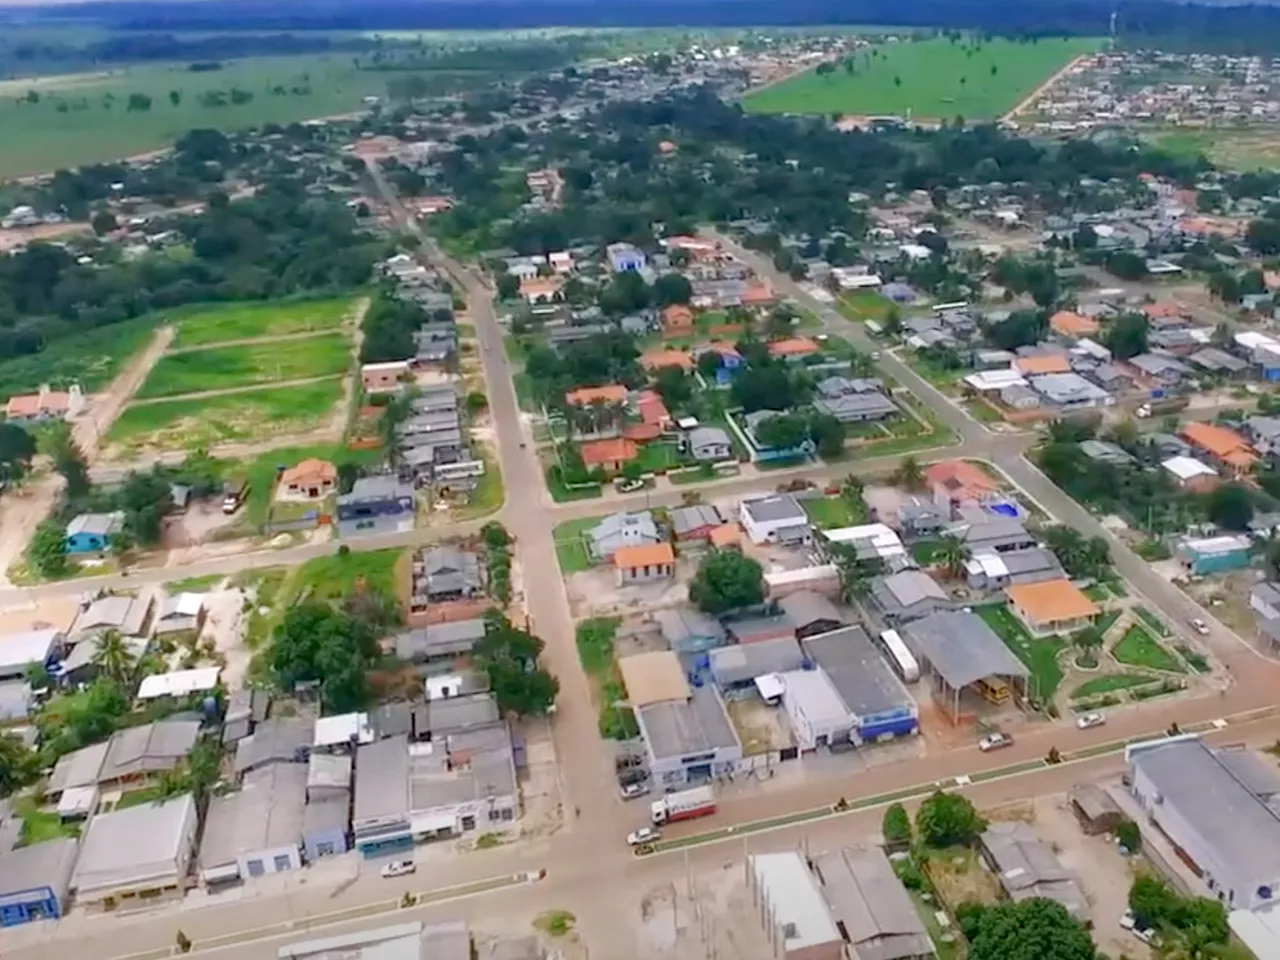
left=106, top=379, right=343, bottom=452
left=0, top=315, right=160, bottom=397
left=1150, top=127, right=1280, bottom=172
left=0, top=54, right=486, bottom=179
left=135, top=334, right=351, bottom=400
left=172, top=297, right=355, bottom=348
left=743, top=35, right=1102, bottom=120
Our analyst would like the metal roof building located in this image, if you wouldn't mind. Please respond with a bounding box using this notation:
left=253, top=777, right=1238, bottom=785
left=980, top=822, right=1090, bottom=922
left=812, top=845, right=934, bottom=960
left=636, top=684, right=742, bottom=789
left=71, top=793, right=198, bottom=905
left=899, top=611, right=1029, bottom=719
left=868, top=571, right=952, bottom=624
left=801, top=627, right=917, bottom=742
left=199, top=763, right=308, bottom=885
left=747, top=851, right=843, bottom=959
left=0, top=837, right=79, bottom=926
left=708, top=637, right=804, bottom=690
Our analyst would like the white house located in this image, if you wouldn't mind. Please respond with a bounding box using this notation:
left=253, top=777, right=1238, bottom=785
left=739, top=494, right=811, bottom=545
left=779, top=667, right=854, bottom=751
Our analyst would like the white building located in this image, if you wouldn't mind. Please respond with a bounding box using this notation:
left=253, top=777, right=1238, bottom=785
left=779, top=667, right=855, bottom=751
left=739, top=494, right=810, bottom=545
left=71, top=793, right=198, bottom=907
left=199, top=764, right=307, bottom=886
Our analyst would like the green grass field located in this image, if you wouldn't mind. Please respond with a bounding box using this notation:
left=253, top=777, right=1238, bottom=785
left=172, top=297, right=355, bottom=347
left=107, top=378, right=343, bottom=452
left=553, top=516, right=602, bottom=573
left=801, top=495, right=866, bottom=529
left=977, top=604, right=1065, bottom=702
left=1071, top=673, right=1159, bottom=699
left=1112, top=625, right=1185, bottom=673
left=0, top=315, right=159, bottom=398
left=136, top=334, right=351, bottom=399
left=0, top=55, right=488, bottom=179
left=289, top=548, right=404, bottom=604
left=743, top=35, right=1102, bottom=120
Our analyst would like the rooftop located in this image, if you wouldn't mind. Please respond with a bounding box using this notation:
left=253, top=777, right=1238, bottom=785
left=0, top=837, right=79, bottom=904
left=72, top=793, right=195, bottom=895
left=812, top=845, right=933, bottom=960
left=613, top=542, right=675, bottom=569
left=617, top=651, right=690, bottom=707
left=199, top=763, right=308, bottom=870
left=636, top=684, right=739, bottom=761
left=982, top=821, right=1090, bottom=921
left=741, top=494, right=807, bottom=525
left=1005, top=579, right=1100, bottom=624
left=802, top=626, right=913, bottom=720
left=136, top=666, right=220, bottom=700
left=750, top=852, right=842, bottom=950
left=900, top=611, right=1029, bottom=689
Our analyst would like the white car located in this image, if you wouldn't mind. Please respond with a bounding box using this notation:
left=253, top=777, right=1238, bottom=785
left=1076, top=712, right=1106, bottom=730
left=380, top=859, right=416, bottom=879
left=1190, top=618, right=1210, bottom=636
left=627, top=826, right=660, bottom=846
left=620, top=781, right=650, bottom=800
left=1120, top=909, right=1136, bottom=931
left=978, top=732, right=1013, bottom=752
left=1135, top=927, right=1158, bottom=945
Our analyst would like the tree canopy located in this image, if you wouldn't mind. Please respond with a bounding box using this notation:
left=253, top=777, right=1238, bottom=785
left=474, top=611, right=559, bottom=716
left=688, top=549, right=764, bottom=614
left=270, top=602, right=379, bottom=713
left=915, top=789, right=986, bottom=847
left=957, top=898, right=1097, bottom=960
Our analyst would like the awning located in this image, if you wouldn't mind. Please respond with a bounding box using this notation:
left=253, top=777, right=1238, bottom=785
left=412, top=812, right=457, bottom=835
left=200, top=862, right=241, bottom=885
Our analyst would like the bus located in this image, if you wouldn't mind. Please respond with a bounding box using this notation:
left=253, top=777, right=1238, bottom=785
left=931, top=300, right=971, bottom=315
left=975, top=677, right=1011, bottom=704
left=877, top=630, right=920, bottom=683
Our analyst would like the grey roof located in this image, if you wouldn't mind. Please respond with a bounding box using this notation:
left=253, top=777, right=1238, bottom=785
left=636, top=684, right=740, bottom=761
left=339, top=476, right=415, bottom=504
left=1091, top=362, right=1132, bottom=385
left=1252, top=582, right=1280, bottom=618
left=981, top=822, right=1090, bottom=921
left=71, top=793, right=195, bottom=896
left=49, top=741, right=111, bottom=794
left=0, top=837, right=79, bottom=905
left=817, top=376, right=885, bottom=398
left=75, top=594, right=151, bottom=637
left=741, top=494, right=806, bottom=525
left=99, top=720, right=201, bottom=784
left=1030, top=372, right=1111, bottom=405
left=418, top=547, right=481, bottom=595
left=654, top=606, right=726, bottom=646
left=802, top=627, right=913, bottom=719
left=1189, top=347, right=1248, bottom=373
left=308, top=752, right=353, bottom=793
left=1080, top=439, right=1136, bottom=465
left=900, top=611, right=1029, bottom=688
left=869, top=571, right=950, bottom=620
left=393, top=619, right=486, bottom=661
left=956, top=516, right=1031, bottom=548
left=778, top=591, right=843, bottom=631
left=427, top=693, right=499, bottom=736
left=409, top=726, right=517, bottom=810
left=1129, top=738, right=1280, bottom=895
left=234, top=717, right=313, bottom=774
left=0, top=680, right=31, bottom=720
left=281, top=920, right=471, bottom=960
left=66, top=512, right=122, bottom=539
left=999, top=547, right=1064, bottom=582
left=1248, top=416, right=1280, bottom=442
left=814, top=393, right=900, bottom=422
left=199, top=763, right=307, bottom=870
left=353, top=736, right=411, bottom=826
left=1129, top=352, right=1190, bottom=377
left=302, top=789, right=351, bottom=838
left=0, top=627, right=60, bottom=675
left=670, top=504, right=724, bottom=536
left=708, top=637, right=805, bottom=687
left=687, top=426, right=732, bottom=456
left=812, top=845, right=932, bottom=960
left=589, top=511, right=659, bottom=556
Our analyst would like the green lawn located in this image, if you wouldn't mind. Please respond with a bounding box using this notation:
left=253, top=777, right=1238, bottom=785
left=115, top=786, right=166, bottom=810
left=1133, top=605, right=1170, bottom=636
left=0, top=314, right=160, bottom=397
left=18, top=804, right=80, bottom=844
left=801, top=495, right=866, bottom=529
left=1112, top=625, right=1185, bottom=673
left=1083, top=584, right=1111, bottom=603
left=635, top=441, right=684, bottom=474
left=452, top=454, right=505, bottom=520
left=744, top=35, right=1103, bottom=120
left=172, top=297, right=355, bottom=347
left=976, top=604, right=1066, bottom=702
left=164, top=574, right=226, bottom=594
left=289, top=548, right=404, bottom=604
left=107, top=379, right=344, bottom=453
left=1072, top=673, right=1160, bottom=699
left=545, top=466, right=603, bottom=503
left=553, top=516, right=602, bottom=573
left=838, top=290, right=897, bottom=323
left=575, top=616, right=621, bottom=677
left=137, top=334, right=351, bottom=399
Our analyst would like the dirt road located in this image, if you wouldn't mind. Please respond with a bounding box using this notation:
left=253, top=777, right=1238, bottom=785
left=1001, top=53, right=1091, bottom=124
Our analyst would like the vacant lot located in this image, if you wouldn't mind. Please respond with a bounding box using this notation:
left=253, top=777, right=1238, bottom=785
left=0, top=315, right=159, bottom=397
left=172, top=297, right=355, bottom=347
left=289, top=548, right=406, bottom=605
left=106, top=379, right=343, bottom=452
left=1152, top=127, right=1280, bottom=172
left=553, top=516, right=602, bottom=574
left=744, top=36, right=1101, bottom=120
left=136, top=334, right=350, bottom=399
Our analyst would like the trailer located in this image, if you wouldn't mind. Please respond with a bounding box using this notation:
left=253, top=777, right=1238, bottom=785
left=650, top=786, right=716, bottom=825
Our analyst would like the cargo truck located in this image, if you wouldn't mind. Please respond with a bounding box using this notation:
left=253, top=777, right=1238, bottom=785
left=650, top=786, right=716, bottom=825
left=1136, top=396, right=1189, bottom=419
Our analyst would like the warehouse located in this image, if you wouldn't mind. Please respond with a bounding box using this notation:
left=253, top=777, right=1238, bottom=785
left=899, top=611, right=1029, bottom=721
left=812, top=845, right=934, bottom=960
left=635, top=684, right=742, bottom=789
left=802, top=627, right=918, bottom=743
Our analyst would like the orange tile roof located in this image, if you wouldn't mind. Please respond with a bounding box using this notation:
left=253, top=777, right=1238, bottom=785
left=579, top=437, right=638, bottom=467
left=1049, top=311, right=1099, bottom=337
left=1005, top=579, right=1100, bottom=625
left=613, top=542, right=676, bottom=569
left=1180, top=422, right=1256, bottom=462
left=623, top=422, right=662, bottom=441
left=662, top=304, right=695, bottom=327
left=635, top=389, right=670, bottom=426
left=519, top=277, right=563, bottom=297
left=1014, top=355, right=1071, bottom=376
left=708, top=524, right=740, bottom=548
left=640, top=349, right=694, bottom=371
left=5, top=395, right=40, bottom=417
left=565, top=384, right=628, bottom=406
left=767, top=336, right=820, bottom=358
left=924, top=460, right=999, bottom=499
left=279, top=458, right=336, bottom=488
left=1142, top=301, right=1183, bottom=320
left=741, top=280, right=775, bottom=305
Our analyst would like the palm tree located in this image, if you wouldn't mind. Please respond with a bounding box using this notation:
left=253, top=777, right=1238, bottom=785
left=1072, top=626, right=1104, bottom=666
left=893, top=455, right=925, bottom=491
left=92, top=629, right=133, bottom=685
left=936, top=534, right=967, bottom=578
left=155, top=767, right=189, bottom=800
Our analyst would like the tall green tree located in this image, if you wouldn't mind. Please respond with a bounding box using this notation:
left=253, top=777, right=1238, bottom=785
left=915, top=790, right=986, bottom=847
left=45, top=423, right=91, bottom=500
left=958, top=898, right=1097, bottom=960
left=689, top=550, right=764, bottom=614
left=92, top=629, right=134, bottom=684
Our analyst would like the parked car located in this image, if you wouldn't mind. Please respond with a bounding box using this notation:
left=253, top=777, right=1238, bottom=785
left=616, top=478, right=646, bottom=493
left=978, top=732, right=1013, bottom=752
left=620, top=781, right=650, bottom=800
left=380, top=859, right=416, bottom=878
left=1135, top=927, right=1158, bottom=945
left=1190, top=617, right=1210, bottom=636
left=627, top=826, right=661, bottom=846
left=1120, top=909, right=1136, bottom=931
left=1076, top=712, right=1106, bottom=730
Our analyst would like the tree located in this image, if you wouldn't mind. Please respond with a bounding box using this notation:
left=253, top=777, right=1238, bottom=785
left=893, top=455, right=925, bottom=491
left=126, top=92, right=153, bottom=112
left=754, top=412, right=810, bottom=453
left=92, top=629, right=134, bottom=684
left=688, top=549, right=764, bottom=615
left=958, top=898, right=1097, bottom=960
left=1207, top=483, right=1254, bottom=531
left=474, top=613, right=558, bottom=716
left=46, top=424, right=91, bottom=500
left=169, top=90, right=182, bottom=106
left=1071, top=626, right=1104, bottom=664
left=882, top=802, right=913, bottom=846
left=915, top=789, right=986, bottom=847
left=91, top=211, right=119, bottom=236
left=27, top=519, right=69, bottom=578
left=653, top=365, right=693, bottom=412
left=807, top=412, right=847, bottom=460
left=0, top=422, right=36, bottom=486
left=652, top=272, right=692, bottom=307
left=1104, top=312, right=1149, bottom=360
left=1106, top=250, right=1149, bottom=281
left=936, top=534, right=967, bottom=577
left=1246, top=218, right=1280, bottom=256
left=269, top=602, right=378, bottom=713
left=465, top=390, right=488, bottom=414
left=1116, top=818, right=1141, bottom=853
left=0, top=731, right=38, bottom=797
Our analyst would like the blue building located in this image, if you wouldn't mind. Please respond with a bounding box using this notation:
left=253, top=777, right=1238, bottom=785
left=336, top=477, right=415, bottom=538
left=64, top=512, right=123, bottom=554
left=606, top=242, right=646, bottom=274
left=801, top=626, right=919, bottom=744
left=0, top=838, right=78, bottom=926
left=303, top=753, right=352, bottom=862
left=1177, top=535, right=1252, bottom=576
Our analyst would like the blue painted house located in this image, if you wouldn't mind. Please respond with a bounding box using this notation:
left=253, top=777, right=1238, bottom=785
left=696, top=343, right=744, bottom=386
left=336, top=477, right=415, bottom=538
left=1177, top=534, right=1252, bottom=576
left=65, top=511, right=123, bottom=554
left=606, top=242, right=646, bottom=274
left=0, top=838, right=78, bottom=926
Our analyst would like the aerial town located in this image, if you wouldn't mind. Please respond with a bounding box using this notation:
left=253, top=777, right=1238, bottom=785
left=3, top=17, right=1280, bottom=960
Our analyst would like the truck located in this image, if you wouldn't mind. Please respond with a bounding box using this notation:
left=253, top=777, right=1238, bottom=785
left=650, top=786, right=716, bottom=825
left=221, top=478, right=249, bottom=515
left=1136, top=396, right=1189, bottom=419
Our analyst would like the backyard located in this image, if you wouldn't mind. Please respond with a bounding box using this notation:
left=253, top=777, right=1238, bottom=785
left=744, top=35, right=1102, bottom=120
left=172, top=296, right=355, bottom=347
left=976, top=604, right=1065, bottom=702
left=136, top=333, right=351, bottom=399
left=801, top=494, right=867, bottom=529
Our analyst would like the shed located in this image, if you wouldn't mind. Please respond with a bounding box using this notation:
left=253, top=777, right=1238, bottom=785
left=1069, top=783, right=1124, bottom=835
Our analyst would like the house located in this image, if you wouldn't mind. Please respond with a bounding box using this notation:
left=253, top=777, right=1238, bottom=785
left=660, top=304, right=695, bottom=336
left=303, top=754, right=352, bottom=860
left=5, top=384, right=82, bottom=424
left=634, top=390, right=671, bottom=430
left=393, top=619, right=487, bottom=664
left=65, top=512, right=124, bottom=554
left=778, top=590, right=844, bottom=639
left=199, top=762, right=307, bottom=886
left=746, top=852, right=847, bottom=960
left=1246, top=416, right=1280, bottom=457
left=954, top=516, right=1037, bottom=555
left=0, top=628, right=62, bottom=683
left=1177, top=535, right=1252, bottom=576
left=1030, top=372, right=1113, bottom=409
left=980, top=822, right=1089, bottom=922
left=607, top=243, right=646, bottom=273
left=1049, top=310, right=1100, bottom=339
left=71, top=793, right=198, bottom=908
left=686, top=426, right=732, bottom=462
left=708, top=637, right=804, bottom=693
left=414, top=547, right=482, bottom=601
left=696, top=341, right=744, bottom=384
left=964, top=548, right=1062, bottom=591
left=518, top=277, right=563, bottom=304
left=579, top=437, right=638, bottom=473
left=1014, top=354, right=1072, bottom=377
left=1005, top=579, right=1099, bottom=636
left=361, top=361, right=411, bottom=394
left=45, top=721, right=198, bottom=796
left=739, top=494, right=811, bottom=545
left=766, top=336, right=820, bottom=361
left=136, top=666, right=220, bottom=702
left=1090, top=363, right=1133, bottom=392
left=1162, top=456, right=1219, bottom=493
left=564, top=384, right=628, bottom=407
left=151, top=593, right=206, bottom=636
left=0, top=838, right=78, bottom=926
left=613, top=543, right=676, bottom=586
left=73, top=593, right=153, bottom=641
left=1190, top=347, right=1250, bottom=377
left=336, top=477, right=415, bottom=538
left=804, top=846, right=933, bottom=960
left=640, top=348, right=693, bottom=373
left=670, top=504, right=724, bottom=541
left=814, top=388, right=899, bottom=423
left=898, top=501, right=946, bottom=537
left=588, top=511, right=660, bottom=560
left=1250, top=582, right=1280, bottom=646
left=1080, top=439, right=1136, bottom=466
left=869, top=570, right=952, bottom=624
left=1180, top=422, right=1259, bottom=478
left=1129, top=352, right=1191, bottom=386
left=234, top=716, right=313, bottom=776
left=654, top=606, right=726, bottom=654
left=635, top=683, right=741, bottom=789
left=276, top=459, right=337, bottom=501
left=779, top=665, right=856, bottom=750
left=1126, top=735, right=1280, bottom=909
left=924, top=460, right=999, bottom=514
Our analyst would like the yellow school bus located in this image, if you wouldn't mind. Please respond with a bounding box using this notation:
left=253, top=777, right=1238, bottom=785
left=976, top=677, right=1010, bottom=704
